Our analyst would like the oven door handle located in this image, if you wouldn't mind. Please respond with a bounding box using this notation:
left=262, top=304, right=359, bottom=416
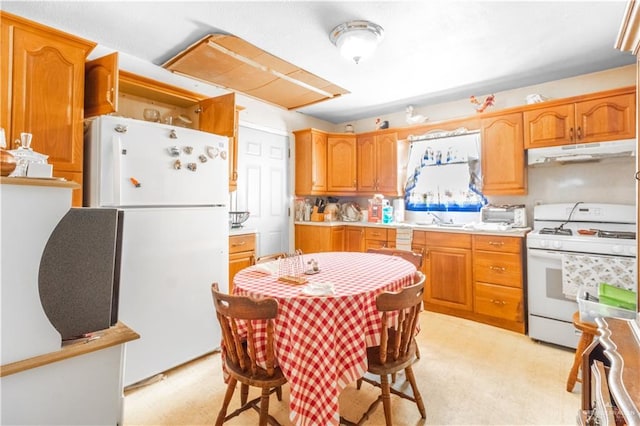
left=528, top=249, right=565, bottom=260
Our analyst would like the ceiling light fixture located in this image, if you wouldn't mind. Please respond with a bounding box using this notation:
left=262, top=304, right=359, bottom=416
left=330, top=20, right=384, bottom=64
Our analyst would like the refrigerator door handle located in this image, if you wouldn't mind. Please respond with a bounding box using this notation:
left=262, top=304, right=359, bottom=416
left=113, top=134, right=122, bottom=204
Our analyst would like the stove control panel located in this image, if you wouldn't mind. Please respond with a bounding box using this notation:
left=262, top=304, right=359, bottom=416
left=527, top=234, right=636, bottom=257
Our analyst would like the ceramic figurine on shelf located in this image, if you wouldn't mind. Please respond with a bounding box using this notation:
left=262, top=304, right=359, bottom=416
left=405, top=105, right=428, bottom=125
left=470, top=94, right=495, bottom=113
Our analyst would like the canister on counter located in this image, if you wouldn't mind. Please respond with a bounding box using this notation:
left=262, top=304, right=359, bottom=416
left=368, top=194, right=384, bottom=223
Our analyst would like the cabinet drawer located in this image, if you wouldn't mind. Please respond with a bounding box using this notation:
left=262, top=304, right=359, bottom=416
left=473, top=235, right=521, bottom=253
left=229, top=233, right=256, bottom=254
left=473, top=251, right=522, bottom=287
left=365, top=227, right=388, bottom=241
left=425, top=231, right=471, bottom=249
left=474, top=282, right=523, bottom=322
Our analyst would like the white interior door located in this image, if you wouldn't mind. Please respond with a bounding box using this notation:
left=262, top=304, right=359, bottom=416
left=235, top=125, right=289, bottom=257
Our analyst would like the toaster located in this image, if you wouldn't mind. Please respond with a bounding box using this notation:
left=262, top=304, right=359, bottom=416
left=481, top=204, right=527, bottom=227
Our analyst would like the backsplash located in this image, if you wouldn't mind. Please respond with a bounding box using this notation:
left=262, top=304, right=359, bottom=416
left=490, top=156, right=636, bottom=223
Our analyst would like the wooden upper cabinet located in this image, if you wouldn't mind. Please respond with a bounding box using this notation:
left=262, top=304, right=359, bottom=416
left=84, top=53, right=240, bottom=191
left=198, top=93, right=240, bottom=191
left=356, top=134, right=376, bottom=193
left=357, top=132, right=406, bottom=196
left=85, top=53, right=119, bottom=117
left=375, top=133, right=401, bottom=194
left=327, top=135, right=357, bottom=193
left=198, top=93, right=236, bottom=137
left=294, top=129, right=327, bottom=195
left=523, top=104, right=574, bottom=148
left=481, top=112, right=526, bottom=195
left=1, top=11, right=96, bottom=207
left=524, top=89, right=636, bottom=148
left=576, top=93, right=635, bottom=143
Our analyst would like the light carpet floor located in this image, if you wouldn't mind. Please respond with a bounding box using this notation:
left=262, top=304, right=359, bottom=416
left=123, top=311, right=581, bottom=425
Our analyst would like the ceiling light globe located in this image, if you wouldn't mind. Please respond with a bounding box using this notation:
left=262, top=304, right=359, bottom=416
left=330, top=20, right=384, bottom=64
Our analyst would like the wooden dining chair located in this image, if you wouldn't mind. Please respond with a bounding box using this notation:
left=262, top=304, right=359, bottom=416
left=366, top=247, right=423, bottom=269
left=346, top=272, right=427, bottom=426
left=366, top=248, right=424, bottom=362
left=254, top=252, right=287, bottom=264
left=210, top=283, right=287, bottom=426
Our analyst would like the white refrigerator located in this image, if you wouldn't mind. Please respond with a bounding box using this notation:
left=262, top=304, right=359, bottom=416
left=85, top=115, right=228, bottom=386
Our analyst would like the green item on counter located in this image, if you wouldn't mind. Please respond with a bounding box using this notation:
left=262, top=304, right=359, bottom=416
left=598, top=283, right=637, bottom=311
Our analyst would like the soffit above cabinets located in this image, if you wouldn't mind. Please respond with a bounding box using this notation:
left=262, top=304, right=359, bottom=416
left=163, top=34, right=350, bottom=111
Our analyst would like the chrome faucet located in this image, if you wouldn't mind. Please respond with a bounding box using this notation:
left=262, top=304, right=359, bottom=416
left=427, top=211, right=451, bottom=224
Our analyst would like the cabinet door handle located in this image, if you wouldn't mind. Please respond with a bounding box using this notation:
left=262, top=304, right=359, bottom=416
left=488, top=241, right=504, bottom=247
left=569, top=127, right=574, bottom=141
left=635, top=171, right=640, bottom=181
left=232, top=241, right=246, bottom=247
left=490, top=299, right=507, bottom=305
left=489, top=265, right=506, bottom=272
left=577, top=126, right=582, bottom=140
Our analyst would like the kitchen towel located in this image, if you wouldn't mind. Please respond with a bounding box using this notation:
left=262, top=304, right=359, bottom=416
left=561, top=254, right=636, bottom=300
left=395, top=227, right=413, bottom=251
left=300, top=281, right=335, bottom=296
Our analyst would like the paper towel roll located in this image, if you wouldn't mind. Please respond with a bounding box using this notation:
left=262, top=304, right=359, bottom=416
left=393, top=198, right=405, bottom=222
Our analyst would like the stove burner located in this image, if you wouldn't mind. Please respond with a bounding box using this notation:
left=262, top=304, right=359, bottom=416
left=596, top=230, right=636, bottom=239
left=539, top=227, right=573, bottom=236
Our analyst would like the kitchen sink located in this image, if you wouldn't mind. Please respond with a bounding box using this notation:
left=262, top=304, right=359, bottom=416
left=435, top=223, right=466, bottom=228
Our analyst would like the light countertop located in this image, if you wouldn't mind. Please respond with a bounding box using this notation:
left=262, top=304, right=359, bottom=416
left=294, top=220, right=531, bottom=238
left=229, top=227, right=257, bottom=236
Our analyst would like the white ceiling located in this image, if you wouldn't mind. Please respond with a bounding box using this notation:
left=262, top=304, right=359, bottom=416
left=3, top=1, right=636, bottom=124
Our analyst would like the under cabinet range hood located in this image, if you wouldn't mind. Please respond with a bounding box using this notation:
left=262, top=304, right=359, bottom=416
left=527, top=139, right=636, bottom=165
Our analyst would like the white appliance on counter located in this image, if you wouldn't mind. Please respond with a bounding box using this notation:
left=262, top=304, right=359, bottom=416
left=85, top=115, right=228, bottom=386
left=526, top=203, right=637, bottom=349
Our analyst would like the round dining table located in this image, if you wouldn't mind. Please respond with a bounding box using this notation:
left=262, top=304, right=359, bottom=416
left=232, top=251, right=417, bottom=426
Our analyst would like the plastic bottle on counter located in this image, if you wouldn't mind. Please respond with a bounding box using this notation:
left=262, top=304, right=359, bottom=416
left=382, top=201, right=394, bottom=224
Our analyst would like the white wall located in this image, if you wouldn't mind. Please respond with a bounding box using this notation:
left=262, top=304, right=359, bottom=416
left=340, top=64, right=637, bottom=133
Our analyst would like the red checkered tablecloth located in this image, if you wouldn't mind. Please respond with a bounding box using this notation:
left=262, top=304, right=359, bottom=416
left=233, top=251, right=416, bottom=426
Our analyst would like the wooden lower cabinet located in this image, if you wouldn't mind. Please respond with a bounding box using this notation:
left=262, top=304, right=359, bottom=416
left=364, top=227, right=396, bottom=251
left=414, top=231, right=473, bottom=312
left=295, top=224, right=344, bottom=253
left=414, top=230, right=526, bottom=333
left=344, top=226, right=365, bottom=252
left=228, top=233, right=256, bottom=293
left=474, top=282, right=523, bottom=323
left=472, top=235, right=525, bottom=333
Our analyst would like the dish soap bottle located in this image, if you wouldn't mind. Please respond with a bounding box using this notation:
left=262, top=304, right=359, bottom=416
left=382, top=201, right=394, bottom=224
